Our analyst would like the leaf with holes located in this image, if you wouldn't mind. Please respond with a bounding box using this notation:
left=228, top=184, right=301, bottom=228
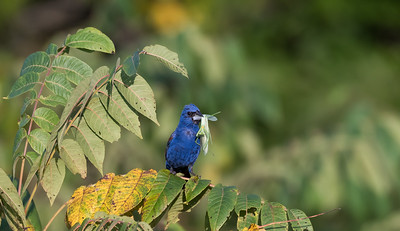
left=289, top=209, right=313, bottom=231
left=66, top=169, right=157, bottom=227
left=114, top=73, right=159, bottom=125
left=60, top=139, right=87, bottom=178
left=83, top=96, right=121, bottom=143
left=142, top=45, right=188, bottom=78
left=235, top=194, right=261, bottom=230
left=260, top=202, right=288, bottom=230
left=20, top=51, right=50, bottom=76
left=122, top=50, right=140, bottom=77
left=6, top=72, right=40, bottom=99
left=207, top=184, right=238, bottom=231
left=28, top=128, right=50, bottom=155
left=98, top=85, right=142, bottom=138
left=65, top=27, right=115, bottom=54
left=71, top=120, right=105, bottom=175
left=0, top=168, right=28, bottom=230
left=33, top=107, right=60, bottom=133
left=52, top=55, right=93, bottom=85
left=41, top=158, right=65, bottom=205
left=45, top=72, right=73, bottom=100
left=141, top=169, right=186, bottom=224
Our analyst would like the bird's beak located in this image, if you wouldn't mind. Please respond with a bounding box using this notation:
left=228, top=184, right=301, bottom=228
left=192, top=111, right=203, bottom=121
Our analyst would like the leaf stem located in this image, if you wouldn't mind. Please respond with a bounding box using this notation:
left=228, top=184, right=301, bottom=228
left=24, top=182, right=38, bottom=215
left=43, top=201, right=68, bottom=231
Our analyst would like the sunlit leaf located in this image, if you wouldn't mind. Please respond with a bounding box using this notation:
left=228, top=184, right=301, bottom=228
left=142, top=45, right=188, bottom=78
left=114, top=73, right=159, bottom=125
left=6, top=72, right=40, bottom=99
left=288, top=209, right=313, bottom=231
left=20, top=51, right=50, bottom=76
left=142, top=169, right=186, bottom=224
left=260, top=202, right=288, bottom=230
left=207, top=184, right=238, bottom=231
left=60, top=139, right=87, bottom=178
left=71, top=120, right=105, bottom=175
left=65, top=27, right=115, bottom=54
left=185, top=177, right=211, bottom=203
left=0, top=168, right=28, bottom=230
left=122, top=50, right=140, bottom=77
left=41, top=158, right=65, bottom=205
left=32, top=107, right=60, bottom=133
left=45, top=72, right=73, bottom=100
left=52, top=55, right=93, bottom=85
left=235, top=194, right=261, bottom=230
left=66, top=169, right=157, bottom=226
left=39, top=95, right=67, bottom=107
left=84, top=96, right=121, bottom=143
left=28, top=128, right=50, bottom=155
left=98, top=86, right=142, bottom=139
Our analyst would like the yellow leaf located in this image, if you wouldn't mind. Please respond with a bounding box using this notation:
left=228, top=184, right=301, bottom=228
left=66, top=168, right=157, bottom=227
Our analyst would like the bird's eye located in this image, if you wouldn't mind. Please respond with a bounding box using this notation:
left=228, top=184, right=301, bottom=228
left=187, top=112, right=194, bottom=117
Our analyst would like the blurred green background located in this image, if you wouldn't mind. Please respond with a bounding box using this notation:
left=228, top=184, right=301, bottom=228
left=1, top=0, right=400, bottom=230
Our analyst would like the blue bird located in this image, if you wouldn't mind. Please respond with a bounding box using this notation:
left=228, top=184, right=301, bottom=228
left=165, top=104, right=203, bottom=178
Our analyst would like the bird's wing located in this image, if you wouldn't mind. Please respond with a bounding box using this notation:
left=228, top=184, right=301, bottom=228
left=165, top=130, right=177, bottom=159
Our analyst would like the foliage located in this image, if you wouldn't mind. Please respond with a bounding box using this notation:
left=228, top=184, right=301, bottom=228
left=0, top=27, right=316, bottom=230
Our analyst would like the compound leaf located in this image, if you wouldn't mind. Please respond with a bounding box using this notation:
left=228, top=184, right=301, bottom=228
left=260, top=202, right=288, bottom=230
left=288, top=209, right=313, bottom=231
left=52, top=55, right=93, bottom=85
left=6, top=72, right=40, bottom=99
left=65, top=27, right=115, bottom=54
left=20, top=51, right=50, bottom=76
left=60, top=139, right=87, bottom=178
left=32, top=107, right=60, bottom=133
left=141, top=169, right=186, bottom=224
left=28, top=128, right=50, bottom=155
left=45, top=72, right=73, bottom=100
left=142, top=45, right=188, bottom=78
left=41, top=158, right=65, bottom=205
left=207, top=184, right=238, bottom=231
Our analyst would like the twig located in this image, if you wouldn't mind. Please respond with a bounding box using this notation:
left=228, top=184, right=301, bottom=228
left=43, top=201, right=69, bottom=231
left=24, top=183, right=38, bottom=215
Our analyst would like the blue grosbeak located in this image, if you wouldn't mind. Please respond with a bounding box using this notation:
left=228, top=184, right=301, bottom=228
left=165, top=104, right=203, bottom=178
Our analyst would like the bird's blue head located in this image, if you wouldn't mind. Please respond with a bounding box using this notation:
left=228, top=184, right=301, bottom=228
left=180, top=104, right=203, bottom=126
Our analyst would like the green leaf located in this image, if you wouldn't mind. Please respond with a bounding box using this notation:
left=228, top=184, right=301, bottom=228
left=142, top=169, right=186, bottom=224
left=39, top=95, right=67, bottom=107
left=235, top=194, right=261, bottom=230
left=52, top=55, right=93, bottom=85
left=122, top=50, right=140, bottom=77
left=166, top=192, right=184, bottom=229
left=22, top=153, right=40, bottom=194
left=260, top=202, right=288, bottom=230
left=185, top=177, right=211, bottom=203
left=142, top=45, right=188, bottom=78
left=6, top=72, right=40, bottom=99
left=20, top=92, right=36, bottom=115
left=288, top=209, right=313, bottom=231
left=22, top=189, right=42, bottom=231
left=41, top=158, right=65, bottom=205
left=20, top=51, right=50, bottom=76
left=98, top=86, right=142, bottom=139
left=46, top=43, right=58, bottom=55
left=84, top=96, right=121, bottom=143
left=12, top=127, right=27, bottom=155
left=33, top=107, right=60, bottom=133
left=115, top=73, right=159, bottom=125
left=71, top=120, right=105, bottom=175
left=45, top=72, right=73, bottom=100
left=65, top=27, right=115, bottom=54
left=0, top=168, right=28, bottom=230
left=60, top=139, right=87, bottom=178
left=28, top=128, right=50, bottom=154
left=207, top=184, right=238, bottom=231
